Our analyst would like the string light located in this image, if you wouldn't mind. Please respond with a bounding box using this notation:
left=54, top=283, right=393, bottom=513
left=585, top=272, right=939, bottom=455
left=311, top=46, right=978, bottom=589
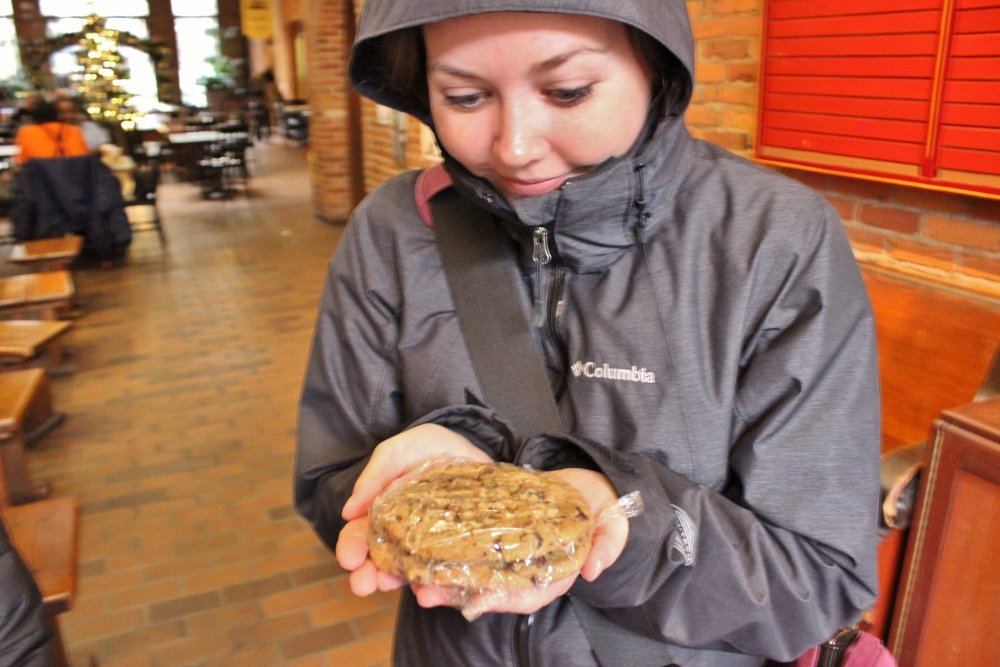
left=70, top=14, right=140, bottom=128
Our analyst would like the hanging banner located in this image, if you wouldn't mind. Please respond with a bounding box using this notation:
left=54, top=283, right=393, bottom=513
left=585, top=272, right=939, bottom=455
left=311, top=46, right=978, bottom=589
left=241, top=0, right=272, bottom=40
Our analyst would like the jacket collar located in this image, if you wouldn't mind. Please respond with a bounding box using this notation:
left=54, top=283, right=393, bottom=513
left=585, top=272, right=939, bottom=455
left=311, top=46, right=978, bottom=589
left=443, top=115, right=692, bottom=272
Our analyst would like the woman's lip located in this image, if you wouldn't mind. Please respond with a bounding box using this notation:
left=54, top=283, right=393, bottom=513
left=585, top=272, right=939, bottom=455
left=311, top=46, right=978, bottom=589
left=496, top=175, right=567, bottom=197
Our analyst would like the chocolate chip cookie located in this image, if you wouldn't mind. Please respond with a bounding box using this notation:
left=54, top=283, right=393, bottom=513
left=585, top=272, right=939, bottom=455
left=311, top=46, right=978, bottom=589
left=368, top=461, right=593, bottom=591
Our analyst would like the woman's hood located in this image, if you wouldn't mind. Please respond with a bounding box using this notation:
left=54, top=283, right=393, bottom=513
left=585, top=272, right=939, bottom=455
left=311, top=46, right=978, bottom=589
left=349, top=0, right=695, bottom=126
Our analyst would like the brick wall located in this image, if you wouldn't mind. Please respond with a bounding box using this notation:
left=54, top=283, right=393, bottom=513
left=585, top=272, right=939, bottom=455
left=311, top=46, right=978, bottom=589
left=685, top=0, right=1000, bottom=295
left=308, top=0, right=1000, bottom=293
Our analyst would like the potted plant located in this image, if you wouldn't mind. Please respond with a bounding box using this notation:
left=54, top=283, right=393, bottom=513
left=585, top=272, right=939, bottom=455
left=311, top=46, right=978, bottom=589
left=197, top=27, right=244, bottom=111
left=198, top=54, right=241, bottom=111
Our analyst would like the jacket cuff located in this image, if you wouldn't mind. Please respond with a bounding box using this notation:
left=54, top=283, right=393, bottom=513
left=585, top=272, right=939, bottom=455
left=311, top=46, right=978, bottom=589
left=517, top=433, right=600, bottom=472
left=409, top=405, right=516, bottom=461
left=522, top=433, right=700, bottom=607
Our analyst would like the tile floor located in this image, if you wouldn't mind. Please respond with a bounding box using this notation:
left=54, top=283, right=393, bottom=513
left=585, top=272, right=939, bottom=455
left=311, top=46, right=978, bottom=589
left=15, top=140, right=399, bottom=666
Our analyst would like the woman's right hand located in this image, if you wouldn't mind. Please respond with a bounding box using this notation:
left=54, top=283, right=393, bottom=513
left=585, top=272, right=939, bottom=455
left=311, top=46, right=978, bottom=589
left=335, top=424, right=493, bottom=596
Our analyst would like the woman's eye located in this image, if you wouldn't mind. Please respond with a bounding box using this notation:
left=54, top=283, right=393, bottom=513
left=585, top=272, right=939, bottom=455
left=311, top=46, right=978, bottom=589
left=443, top=93, right=487, bottom=109
left=547, top=85, right=593, bottom=105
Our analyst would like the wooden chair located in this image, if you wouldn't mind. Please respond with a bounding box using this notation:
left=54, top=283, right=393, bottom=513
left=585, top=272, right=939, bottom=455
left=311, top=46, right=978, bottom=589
left=0, top=496, right=79, bottom=667
left=0, top=320, right=74, bottom=375
left=198, top=138, right=248, bottom=199
left=123, top=152, right=166, bottom=244
left=886, top=397, right=1000, bottom=664
left=0, top=270, right=75, bottom=321
left=7, top=235, right=83, bottom=272
left=0, top=367, right=64, bottom=505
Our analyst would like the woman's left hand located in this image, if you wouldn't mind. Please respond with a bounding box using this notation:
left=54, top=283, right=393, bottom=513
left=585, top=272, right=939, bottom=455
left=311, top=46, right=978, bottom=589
left=411, top=467, right=629, bottom=615
left=337, top=424, right=493, bottom=598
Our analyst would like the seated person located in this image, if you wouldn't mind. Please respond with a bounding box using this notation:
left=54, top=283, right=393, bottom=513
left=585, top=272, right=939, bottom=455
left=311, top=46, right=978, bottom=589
left=14, top=100, right=89, bottom=164
left=55, top=96, right=113, bottom=151
left=98, top=143, right=137, bottom=199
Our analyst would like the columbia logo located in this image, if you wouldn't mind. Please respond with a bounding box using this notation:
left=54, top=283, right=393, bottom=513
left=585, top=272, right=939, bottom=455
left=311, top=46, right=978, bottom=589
left=570, top=361, right=656, bottom=384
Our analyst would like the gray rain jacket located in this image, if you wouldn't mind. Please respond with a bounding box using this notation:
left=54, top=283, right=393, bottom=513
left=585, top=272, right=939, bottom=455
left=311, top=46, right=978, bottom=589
left=296, top=1, right=881, bottom=665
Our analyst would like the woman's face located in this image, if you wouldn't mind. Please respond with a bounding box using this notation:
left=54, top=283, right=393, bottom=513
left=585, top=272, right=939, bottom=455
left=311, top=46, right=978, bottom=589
left=423, top=12, right=653, bottom=202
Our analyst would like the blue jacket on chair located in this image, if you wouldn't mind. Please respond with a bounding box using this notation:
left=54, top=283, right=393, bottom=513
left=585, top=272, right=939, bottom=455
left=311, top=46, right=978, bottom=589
left=12, top=153, right=132, bottom=260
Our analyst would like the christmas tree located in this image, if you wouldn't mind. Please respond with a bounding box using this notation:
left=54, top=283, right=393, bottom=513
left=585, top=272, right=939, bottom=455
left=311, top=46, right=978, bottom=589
left=73, top=14, right=137, bottom=128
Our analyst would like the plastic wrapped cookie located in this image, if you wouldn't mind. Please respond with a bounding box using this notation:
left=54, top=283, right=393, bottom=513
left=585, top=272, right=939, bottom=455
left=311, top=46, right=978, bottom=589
left=368, top=460, right=594, bottom=595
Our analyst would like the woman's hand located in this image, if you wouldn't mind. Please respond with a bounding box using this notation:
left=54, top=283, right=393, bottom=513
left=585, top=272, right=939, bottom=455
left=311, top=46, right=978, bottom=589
left=552, top=468, right=629, bottom=583
left=335, top=515, right=408, bottom=596
left=411, top=467, right=629, bottom=615
left=335, top=424, right=493, bottom=596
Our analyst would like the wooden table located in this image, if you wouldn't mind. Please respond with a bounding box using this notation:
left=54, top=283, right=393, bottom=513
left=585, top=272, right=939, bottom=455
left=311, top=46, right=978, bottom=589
left=168, top=131, right=249, bottom=187
left=8, top=235, right=83, bottom=272
left=168, top=130, right=247, bottom=145
left=0, top=320, right=73, bottom=365
left=0, top=367, right=63, bottom=505
left=0, top=271, right=75, bottom=320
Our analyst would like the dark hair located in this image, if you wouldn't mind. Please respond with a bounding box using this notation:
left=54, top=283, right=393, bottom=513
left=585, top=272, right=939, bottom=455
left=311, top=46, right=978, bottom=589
left=32, top=100, right=60, bottom=124
left=376, top=23, right=688, bottom=119
left=626, top=27, right=689, bottom=118
left=379, top=27, right=429, bottom=115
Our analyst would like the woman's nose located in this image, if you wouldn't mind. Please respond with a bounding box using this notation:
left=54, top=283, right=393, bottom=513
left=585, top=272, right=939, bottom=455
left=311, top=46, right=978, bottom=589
left=492, top=102, right=545, bottom=168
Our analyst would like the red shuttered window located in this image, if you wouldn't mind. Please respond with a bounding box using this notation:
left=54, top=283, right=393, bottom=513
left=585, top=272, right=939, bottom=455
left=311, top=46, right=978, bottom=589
left=756, top=0, right=1000, bottom=200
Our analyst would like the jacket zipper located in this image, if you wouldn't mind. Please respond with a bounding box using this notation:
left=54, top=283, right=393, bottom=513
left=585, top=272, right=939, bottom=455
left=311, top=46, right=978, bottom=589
left=514, top=613, right=534, bottom=666
left=531, top=227, right=552, bottom=327
left=531, top=226, right=569, bottom=389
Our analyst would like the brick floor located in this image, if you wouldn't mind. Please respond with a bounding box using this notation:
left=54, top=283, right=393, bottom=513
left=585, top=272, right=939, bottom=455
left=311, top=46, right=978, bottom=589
left=18, top=140, right=396, bottom=666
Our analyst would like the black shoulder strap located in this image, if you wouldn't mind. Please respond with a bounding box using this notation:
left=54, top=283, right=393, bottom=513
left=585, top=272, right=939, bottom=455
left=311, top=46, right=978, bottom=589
left=429, top=188, right=562, bottom=439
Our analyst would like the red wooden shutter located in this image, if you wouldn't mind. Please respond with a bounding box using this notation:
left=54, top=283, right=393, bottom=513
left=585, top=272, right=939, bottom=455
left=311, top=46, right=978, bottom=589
left=756, top=0, right=1000, bottom=200
left=933, top=0, right=1000, bottom=184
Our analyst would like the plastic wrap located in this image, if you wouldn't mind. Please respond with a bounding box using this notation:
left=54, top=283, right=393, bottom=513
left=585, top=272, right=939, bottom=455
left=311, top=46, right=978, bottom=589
left=367, top=458, right=643, bottom=620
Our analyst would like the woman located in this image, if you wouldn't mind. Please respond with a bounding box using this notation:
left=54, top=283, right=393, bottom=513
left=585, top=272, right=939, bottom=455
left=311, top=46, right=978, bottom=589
left=295, top=2, right=881, bottom=665
left=14, top=100, right=88, bottom=164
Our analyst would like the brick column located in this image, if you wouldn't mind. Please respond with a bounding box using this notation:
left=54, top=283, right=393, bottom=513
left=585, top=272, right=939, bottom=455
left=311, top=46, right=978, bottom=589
left=145, top=2, right=182, bottom=104
left=12, top=0, right=47, bottom=86
left=306, top=0, right=362, bottom=223
left=218, top=0, right=248, bottom=89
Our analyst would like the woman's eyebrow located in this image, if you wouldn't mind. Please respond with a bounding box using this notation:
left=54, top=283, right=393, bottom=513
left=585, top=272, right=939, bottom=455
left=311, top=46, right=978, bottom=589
left=529, top=46, right=607, bottom=74
left=426, top=62, right=478, bottom=78
left=427, top=46, right=608, bottom=79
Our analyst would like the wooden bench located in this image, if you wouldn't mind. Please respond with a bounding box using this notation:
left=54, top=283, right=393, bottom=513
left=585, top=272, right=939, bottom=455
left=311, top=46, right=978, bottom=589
left=862, top=267, right=1000, bottom=453
left=0, top=495, right=79, bottom=667
left=858, top=266, right=1000, bottom=639
left=7, top=235, right=83, bottom=272
left=0, top=320, right=74, bottom=374
left=0, top=367, right=64, bottom=505
left=0, top=270, right=76, bottom=321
